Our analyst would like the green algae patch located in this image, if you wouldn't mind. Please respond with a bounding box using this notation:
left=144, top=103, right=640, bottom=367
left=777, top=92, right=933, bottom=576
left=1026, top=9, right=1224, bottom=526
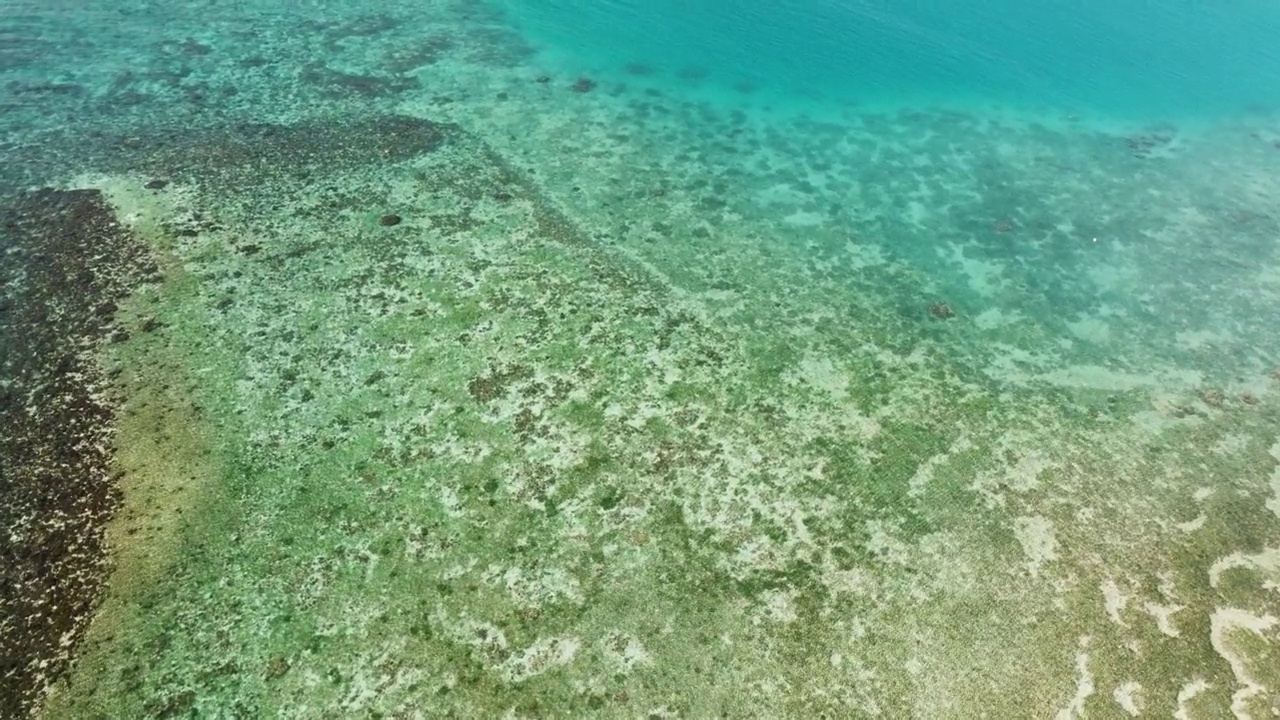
left=0, top=187, right=166, bottom=717
left=0, top=2, right=1273, bottom=717
left=36, top=180, right=247, bottom=719
left=24, top=101, right=1280, bottom=719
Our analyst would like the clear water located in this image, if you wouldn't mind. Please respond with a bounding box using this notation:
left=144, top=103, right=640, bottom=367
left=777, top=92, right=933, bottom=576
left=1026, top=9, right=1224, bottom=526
left=500, top=0, right=1280, bottom=120
left=3, top=1, right=1280, bottom=718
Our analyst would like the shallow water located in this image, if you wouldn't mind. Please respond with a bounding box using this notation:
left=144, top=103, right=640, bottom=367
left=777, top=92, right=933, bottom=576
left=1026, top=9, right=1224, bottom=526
left=1, top=1, right=1279, bottom=718
left=498, top=0, right=1280, bottom=120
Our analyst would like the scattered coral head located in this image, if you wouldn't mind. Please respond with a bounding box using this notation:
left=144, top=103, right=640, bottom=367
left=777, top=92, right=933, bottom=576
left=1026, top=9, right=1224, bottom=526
left=929, top=302, right=955, bottom=319
left=1198, top=388, right=1224, bottom=408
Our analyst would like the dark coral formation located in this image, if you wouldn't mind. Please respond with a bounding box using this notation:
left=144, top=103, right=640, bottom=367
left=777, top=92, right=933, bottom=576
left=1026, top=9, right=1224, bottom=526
left=0, top=189, right=159, bottom=717
left=6, top=115, right=456, bottom=195
left=1125, top=131, right=1174, bottom=158
left=299, top=63, right=421, bottom=98
left=928, top=301, right=955, bottom=319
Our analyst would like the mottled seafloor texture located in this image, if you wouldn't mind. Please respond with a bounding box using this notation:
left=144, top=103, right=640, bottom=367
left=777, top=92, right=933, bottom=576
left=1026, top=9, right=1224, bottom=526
left=1, top=1, right=1279, bottom=718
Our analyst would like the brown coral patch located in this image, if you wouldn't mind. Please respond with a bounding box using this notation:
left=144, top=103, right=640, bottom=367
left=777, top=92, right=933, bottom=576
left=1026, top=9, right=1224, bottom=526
left=0, top=188, right=158, bottom=718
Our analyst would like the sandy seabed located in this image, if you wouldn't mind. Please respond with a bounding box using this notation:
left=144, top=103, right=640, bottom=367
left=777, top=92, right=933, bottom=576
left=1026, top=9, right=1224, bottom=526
left=1, top=2, right=1279, bottom=718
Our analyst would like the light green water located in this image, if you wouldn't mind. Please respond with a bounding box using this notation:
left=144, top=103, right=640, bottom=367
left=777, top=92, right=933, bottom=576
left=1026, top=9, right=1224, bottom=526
left=0, top=1, right=1278, bottom=718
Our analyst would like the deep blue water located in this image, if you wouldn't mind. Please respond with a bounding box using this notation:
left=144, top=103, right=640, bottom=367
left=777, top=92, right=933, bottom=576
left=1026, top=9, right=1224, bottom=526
left=496, top=0, right=1280, bottom=121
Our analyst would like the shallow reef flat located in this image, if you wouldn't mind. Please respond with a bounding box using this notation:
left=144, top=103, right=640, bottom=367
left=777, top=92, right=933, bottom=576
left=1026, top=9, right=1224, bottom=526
left=1, top=1, right=1279, bottom=718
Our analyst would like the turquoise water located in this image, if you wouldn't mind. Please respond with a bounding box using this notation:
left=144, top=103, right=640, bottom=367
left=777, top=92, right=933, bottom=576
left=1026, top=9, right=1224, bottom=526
left=498, top=0, right=1280, bottom=120
left=4, top=1, right=1280, bottom=717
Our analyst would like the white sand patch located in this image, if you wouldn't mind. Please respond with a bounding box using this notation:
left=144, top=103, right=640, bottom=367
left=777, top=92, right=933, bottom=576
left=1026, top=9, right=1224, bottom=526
left=439, top=484, right=465, bottom=519
left=602, top=632, right=651, bottom=674
left=782, top=210, right=826, bottom=227
left=730, top=536, right=774, bottom=569
left=1211, top=433, right=1250, bottom=457
left=837, top=405, right=882, bottom=440
left=1209, top=547, right=1280, bottom=591
left=1209, top=607, right=1278, bottom=718
left=1175, top=328, right=1229, bottom=350
left=1087, top=261, right=1139, bottom=292
left=762, top=588, right=799, bottom=624
left=606, top=398, right=660, bottom=428
left=755, top=182, right=811, bottom=206
left=1066, top=316, right=1111, bottom=344
left=904, top=656, right=922, bottom=676
left=1131, top=405, right=1185, bottom=435
left=905, top=199, right=930, bottom=226
left=941, top=244, right=1007, bottom=296
left=843, top=240, right=888, bottom=269
left=338, top=646, right=424, bottom=713
left=1169, top=204, right=1215, bottom=230
left=499, top=636, right=580, bottom=683
left=1176, top=514, right=1206, bottom=533
left=968, top=436, right=1054, bottom=506
left=1044, top=364, right=1202, bottom=392
left=1038, top=365, right=1155, bottom=391
left=1113, top=681, right=1143, bottom=716
left=984, top=343, right=1055, bottom=384
left=1101, top=578, right=1128, bottom=626
left=1054, top=637, right=1094, bottom=720
left=1144, top=602, right=1185, bottom=637
left=446, top=616, right=508, bottom=656
left=917, top=531, right=979, bottom=596
left=643, top=346, right=683, bottom=386
left=1255, top=262, right=1280, bottom=287
left=88, top=173, right=199, bottom=235
left=789, top=355, right=849, bottom=401
left=1174, top=678, right=1210, bottom=720
left=973, top=306, right=1024, bottom=330
left=1013, top=515, right=1058, bottom=578
left=1005, top=450, right=1054, bottom=493
left=519, top=423, right=591, bottom=473
left=497, top=565, right=584, bottom=607
left=864, top=519, right=913, bottom=565
left=820, top=567, right=874, bottom=598
left=1268, top=439, right=1280, bottom=519
left=908, top=437, right=975, bottom=498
